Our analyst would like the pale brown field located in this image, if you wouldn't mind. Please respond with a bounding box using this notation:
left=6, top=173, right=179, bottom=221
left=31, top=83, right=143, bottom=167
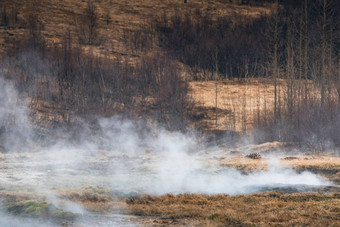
left=189, top=78, right=334, bottom=132
left=220, top=155, right=340, bottom=171
left=125, top=153, right=340, bottom=226
left=190, top=79, right=276, bottom=131
left=127, top=192, right=340, bottom=226
left=4, top=189, right=339, bottom=226
left=220, top=155, right=340, bottom=184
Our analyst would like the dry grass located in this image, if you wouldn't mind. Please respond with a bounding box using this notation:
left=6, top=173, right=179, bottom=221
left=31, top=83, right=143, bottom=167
left=220, top=155, right=340, bottom=184
left=0, top=0, right=308, bottom=134
left=0, top=155, right=339, bottom=226
left=57, top=186, right=127, bottom=213
left=189, top=79, right=279, bottom=132
left=281, top=156, right=340, bottom=170
left=0, top=0, right=272, bottom=57
left=0, top=186, right=127, bottom=215
left=127, top=192, right=340, bottom=226
left=189, top=78, right=336, bottom=132
left=282, top=156, right=340, bottom=184
left=220, top=155, right=340, bottom=171
left=2, top=187, right=339, bottom=226
left=220, top=155, right=268, bottom=172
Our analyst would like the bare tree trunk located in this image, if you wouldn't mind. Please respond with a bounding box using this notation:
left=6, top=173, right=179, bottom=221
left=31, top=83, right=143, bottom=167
left=299, top=14, right=303, bottom=102
left=82, top=71, right=86, bottom=116
left=215, top=50, right=218, bottom=127
left=286, top=24, right=293, bottom=121
left=320, top=0, right=327, bottom=107
left=273, top=0, right=279, bottom=123
left=100, top=71, right=107, bottom=112
left=327, top=28, right=333, bottom=104
left=337, top=56, right=340, bottom=107
left=304, top=0, right=309, bottom=105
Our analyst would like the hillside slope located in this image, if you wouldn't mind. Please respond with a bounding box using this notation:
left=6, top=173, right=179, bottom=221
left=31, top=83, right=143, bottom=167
left=0, top=0, right=272, bottom=59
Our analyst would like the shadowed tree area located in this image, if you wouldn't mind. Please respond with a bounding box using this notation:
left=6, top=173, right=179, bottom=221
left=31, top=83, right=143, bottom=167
left=0, top=0, right=340, bottom=149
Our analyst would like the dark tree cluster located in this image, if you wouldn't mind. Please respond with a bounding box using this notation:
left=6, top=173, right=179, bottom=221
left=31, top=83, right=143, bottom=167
left=153, top=10, right=270, bottom=79
left=0, top=3, right=19, bottom=28
left=2, top=23, right=191, bottom=133
left=252, top=0, right=340, bottom=149
left=1, top=0, right=340, bottom=149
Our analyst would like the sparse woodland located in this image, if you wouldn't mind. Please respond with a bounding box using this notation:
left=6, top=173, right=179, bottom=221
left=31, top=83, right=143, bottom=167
left=0, top=0, right=340, bottom=149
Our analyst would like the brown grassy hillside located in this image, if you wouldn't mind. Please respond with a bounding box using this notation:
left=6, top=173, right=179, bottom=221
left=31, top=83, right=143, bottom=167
left=0, top=0, right=274, bottom=132
left=0, top=0, right=272, bottom=58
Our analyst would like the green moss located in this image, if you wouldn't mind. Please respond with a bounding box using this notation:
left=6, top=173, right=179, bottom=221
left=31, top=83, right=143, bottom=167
left=54, top=209, right=77, bottom=219
left=82, top=185, right=109, bottom=195
left=208, top=213, right=220, bottom=220
left=6, top=200, right=77, bottom=220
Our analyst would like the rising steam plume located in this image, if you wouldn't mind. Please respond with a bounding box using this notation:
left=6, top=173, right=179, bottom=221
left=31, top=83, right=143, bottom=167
left=0, top=75, right=332, bottom=226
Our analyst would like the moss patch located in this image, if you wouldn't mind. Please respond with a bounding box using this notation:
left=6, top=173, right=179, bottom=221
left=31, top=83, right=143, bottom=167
left=6, top=200, right=78, bottom=220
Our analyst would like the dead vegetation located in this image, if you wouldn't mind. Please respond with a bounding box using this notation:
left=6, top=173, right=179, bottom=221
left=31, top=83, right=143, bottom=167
left=0, top=1, right=340, bottom=226
left=245, top=153, right=261, bottom=159
left=220, top=155, right=340, bottom=184
left=57, top=186, right=127, bottom=213
left=1, top=187, right=339, bottom=226
left=0, top=0, right=272, bottom=57
left=0, top=151, right=338, bottom=226
left=127, top=192, right=340, bottom=226
left=1, top=0, right=340, bottom=151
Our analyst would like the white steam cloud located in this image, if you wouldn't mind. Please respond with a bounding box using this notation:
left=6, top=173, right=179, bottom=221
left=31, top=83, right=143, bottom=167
left=0, top=77, right=32, bottom=152
left=0, top=76, right=333, bottom=225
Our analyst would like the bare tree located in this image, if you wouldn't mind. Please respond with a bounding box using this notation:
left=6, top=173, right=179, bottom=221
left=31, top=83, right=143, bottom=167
left=78, top=0, right=99, bottom=45
left=0, top=5, right=9, bottom=27
left=272, top=0, right=280, bottom=123
left=320, top=0, right=327, bottom=107
left=215, top=50, right=218, bottom=127
left=304, top=0, right=309, bottom=104
left=27, top=14, right=45, bottom=49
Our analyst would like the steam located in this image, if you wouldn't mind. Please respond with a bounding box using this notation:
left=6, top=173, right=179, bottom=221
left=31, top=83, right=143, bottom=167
left=0, top=75, right=333, bottom=225
left=0, top=77, right=32, bottom=152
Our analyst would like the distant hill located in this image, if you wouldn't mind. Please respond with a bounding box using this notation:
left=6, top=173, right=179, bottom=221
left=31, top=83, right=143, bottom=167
left=0, top=0, right=272, bottom=60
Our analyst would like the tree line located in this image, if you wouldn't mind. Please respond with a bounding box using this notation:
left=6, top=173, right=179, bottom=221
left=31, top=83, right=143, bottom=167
left=1, top=0, right=340, bottom=148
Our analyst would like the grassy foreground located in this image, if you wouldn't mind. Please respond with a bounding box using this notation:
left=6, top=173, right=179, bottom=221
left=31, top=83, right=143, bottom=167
left=0, top=154, right=339, bottom=226
left=2, top=189, right=339, bottom=226
left=127, top=192, right=340, bottom=226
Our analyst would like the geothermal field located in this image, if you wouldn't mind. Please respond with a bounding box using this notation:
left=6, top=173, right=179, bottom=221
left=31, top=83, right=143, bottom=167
left=0, top=128, right=339, bottom=226
left=0, top=77, right=339, bottom=226
left=1, top=0, right=340, bottom=226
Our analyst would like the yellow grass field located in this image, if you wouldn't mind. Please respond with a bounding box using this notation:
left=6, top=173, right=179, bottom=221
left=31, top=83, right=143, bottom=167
left=127, top=192, right=340, bottom=226
left=190, top=79, right=276, bottom=131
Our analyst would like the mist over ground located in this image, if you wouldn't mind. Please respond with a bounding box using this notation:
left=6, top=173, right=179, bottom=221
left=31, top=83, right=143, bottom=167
left=0, top=0, right=339, bottom=226
left=0, top=75, right=331, bottom=197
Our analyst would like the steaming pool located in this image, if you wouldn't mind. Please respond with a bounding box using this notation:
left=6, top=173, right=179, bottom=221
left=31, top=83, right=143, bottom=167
left=0, top=148, right=338, bottom=226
